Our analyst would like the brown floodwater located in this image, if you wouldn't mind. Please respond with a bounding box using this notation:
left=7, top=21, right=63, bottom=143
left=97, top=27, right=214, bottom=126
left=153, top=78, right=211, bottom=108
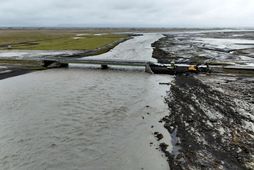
left=0, top=34, right=173, bottom=170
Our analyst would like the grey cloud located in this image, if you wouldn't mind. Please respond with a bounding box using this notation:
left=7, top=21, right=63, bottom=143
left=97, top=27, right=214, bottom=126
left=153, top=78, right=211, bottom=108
left=0, top=0, right=253, bottom=27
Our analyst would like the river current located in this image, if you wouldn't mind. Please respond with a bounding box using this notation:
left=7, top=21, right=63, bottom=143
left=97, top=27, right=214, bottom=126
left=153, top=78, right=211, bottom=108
left=0, top=34, right=173, bottom=170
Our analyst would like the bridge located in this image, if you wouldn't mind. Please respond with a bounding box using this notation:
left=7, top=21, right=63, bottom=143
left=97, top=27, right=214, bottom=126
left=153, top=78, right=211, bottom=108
left=58, top=58, right=151, bottom=66
left=28, top=57, right=254, bottom=74
left=40, top=58, right=155, bottom=73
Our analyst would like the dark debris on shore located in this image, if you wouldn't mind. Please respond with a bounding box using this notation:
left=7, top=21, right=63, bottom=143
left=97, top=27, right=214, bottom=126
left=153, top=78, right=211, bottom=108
left=160, top=75, right=254, bottom=170
left=151, top=31, right=254, bottom=65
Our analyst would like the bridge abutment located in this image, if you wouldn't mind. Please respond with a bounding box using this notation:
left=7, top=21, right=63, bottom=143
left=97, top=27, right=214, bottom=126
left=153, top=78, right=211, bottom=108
left=145, top=63, right=154, bottom=74
left=101, top=65, right=109, bottom=69
left=42, top=60, right=69, bottom=68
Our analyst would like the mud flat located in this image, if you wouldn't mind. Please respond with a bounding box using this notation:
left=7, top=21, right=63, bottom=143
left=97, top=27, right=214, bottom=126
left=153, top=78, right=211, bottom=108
left=152, top=30, right=254, bottom=65
left=158, top=74, right=254, bottom=169
left=150, top=30, right=254, bottom=169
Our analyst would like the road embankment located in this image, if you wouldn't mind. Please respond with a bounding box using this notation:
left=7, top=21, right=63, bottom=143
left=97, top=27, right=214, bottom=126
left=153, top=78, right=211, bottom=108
left=0, top=59, right=44, bottom=80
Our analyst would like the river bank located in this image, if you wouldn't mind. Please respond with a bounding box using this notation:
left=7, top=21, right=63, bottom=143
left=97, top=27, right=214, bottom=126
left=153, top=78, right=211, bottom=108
left=158, top=74, right=254, bottom=169
left=150, top=30, right=254, bottom=169
left=0, top=29, right=136, bottom=60
left=152, top=30, right=254, bottom=66
left=0, top=59, right=45, bottom=80
left=0, top=32, right=135, bottom=80
left=0, top=66, right=31, bottom=80
left=0, top=37, right=130, bottom=59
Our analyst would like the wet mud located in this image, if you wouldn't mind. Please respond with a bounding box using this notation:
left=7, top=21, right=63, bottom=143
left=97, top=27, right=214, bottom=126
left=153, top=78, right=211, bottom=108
left=160, top=75, right=254, bottom=169
left=152, top=31, right=254, bottom=65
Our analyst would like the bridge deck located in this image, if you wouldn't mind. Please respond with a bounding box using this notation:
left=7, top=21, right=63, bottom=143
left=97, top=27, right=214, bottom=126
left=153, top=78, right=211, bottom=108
left=50, top=58, right=151, bottom=67
left=30, top=57, right=254, bottom=72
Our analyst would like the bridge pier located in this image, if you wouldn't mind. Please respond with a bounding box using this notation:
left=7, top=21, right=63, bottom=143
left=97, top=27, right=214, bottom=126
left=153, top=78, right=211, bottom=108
left=101, top=64, right=109, bottom=69
left=42, top=60, right=69, bottom=68
left=145, top=63, right=154, bottom=74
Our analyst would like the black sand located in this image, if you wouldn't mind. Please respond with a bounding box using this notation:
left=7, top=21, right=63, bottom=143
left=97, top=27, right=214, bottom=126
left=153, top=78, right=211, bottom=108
left=0, top=67, right=31, bottom=80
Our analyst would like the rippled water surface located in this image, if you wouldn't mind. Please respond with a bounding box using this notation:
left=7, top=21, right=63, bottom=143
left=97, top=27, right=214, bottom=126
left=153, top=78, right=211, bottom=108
left=84, top=33, right=162, bottom=61
left=0, top=34, right=173, bottom=170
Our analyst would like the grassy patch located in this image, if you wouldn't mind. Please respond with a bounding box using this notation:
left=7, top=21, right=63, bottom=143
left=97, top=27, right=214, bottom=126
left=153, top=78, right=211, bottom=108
left=0, top=58, right=44, bottom=70
left=0, top=30, right=128, bottom=50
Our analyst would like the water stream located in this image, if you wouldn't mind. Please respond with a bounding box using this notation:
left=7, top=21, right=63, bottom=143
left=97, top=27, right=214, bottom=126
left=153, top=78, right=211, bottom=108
left=0, top=34, right=173, bottom=170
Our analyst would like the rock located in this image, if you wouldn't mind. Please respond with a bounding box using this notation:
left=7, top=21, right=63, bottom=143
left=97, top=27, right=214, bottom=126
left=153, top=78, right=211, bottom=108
left=154, top=132, right=164, bottom=141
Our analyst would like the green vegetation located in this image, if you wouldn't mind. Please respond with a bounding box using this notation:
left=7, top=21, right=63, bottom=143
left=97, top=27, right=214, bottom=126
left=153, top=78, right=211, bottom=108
left=0, top=58, right=44, bottom=70
left=0, top=30, right=128, bottom=50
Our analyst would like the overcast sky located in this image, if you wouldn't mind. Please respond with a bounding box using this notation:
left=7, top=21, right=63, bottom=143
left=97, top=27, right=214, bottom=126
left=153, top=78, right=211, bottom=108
left=1, top=0, right=254, bottom=27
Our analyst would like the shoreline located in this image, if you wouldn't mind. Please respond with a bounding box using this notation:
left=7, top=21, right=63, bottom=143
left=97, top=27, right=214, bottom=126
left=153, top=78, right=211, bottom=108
left=158, top=74, right=254, bottom=169
left=0, top=36, right=132, bottom=59
left=149, top=31, right=254, bottom=169
left=151, top=31, right=254, bottom=66
left=0, top=35, right=133, bottom=80
left=0, top=67, right=32, bottom=80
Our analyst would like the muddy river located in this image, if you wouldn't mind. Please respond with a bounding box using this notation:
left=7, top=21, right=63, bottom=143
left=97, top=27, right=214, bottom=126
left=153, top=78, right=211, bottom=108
left=0, top=34, right=173, bottom=170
